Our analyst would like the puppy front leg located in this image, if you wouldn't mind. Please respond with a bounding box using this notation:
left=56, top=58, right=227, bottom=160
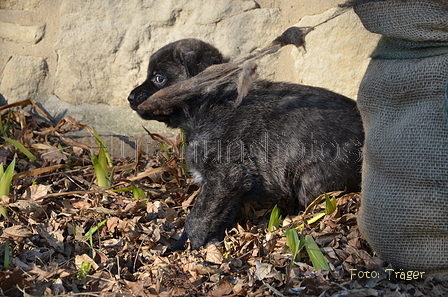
left=172, top=183, right=243, bottom=251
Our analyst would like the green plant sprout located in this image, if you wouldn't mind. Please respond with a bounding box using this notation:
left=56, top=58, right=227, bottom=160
left=84, top=218, right=108, bottom=247
left=285, top=228, right=330, bottom=271
left=178, top=128, right=190, bottom=177
left=0, top=110, right=12, bottom=135
left=92, top=128, right=112, bottom=167
left=0, top=159, right=16, bottom=218
left=285, top=228, right=304, bottom=262
left=3, top=137, right=36, bottom=162
left=131, top=181, right=145, bottom=199
left=3, top=239, right=10, bottom=268
left=267, top=204, right=282, bottom=232
left=304, top=235, right=330, bottom=271
left=296, top=193, right=337, bottom=230
left=159, top=142, right=172, bottom=158
left=84, top=218, right=108, bottom=258
left=90, top=128, right=113, bottom=187
left=77, top=261, right=92, bottom=280
left=112, top=182, right=146, bottom=199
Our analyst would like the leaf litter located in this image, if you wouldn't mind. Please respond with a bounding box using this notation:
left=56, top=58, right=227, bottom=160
left=0, top=100, right=447, bottom=296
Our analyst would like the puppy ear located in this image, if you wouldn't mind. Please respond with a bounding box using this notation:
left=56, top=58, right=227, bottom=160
left=179, top=50, right=203, bottom=77
left=175, top=40, right=224, bottom=78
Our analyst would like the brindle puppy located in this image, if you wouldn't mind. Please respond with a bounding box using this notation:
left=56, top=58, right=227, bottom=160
left=128, top=39, right=364, bottom=251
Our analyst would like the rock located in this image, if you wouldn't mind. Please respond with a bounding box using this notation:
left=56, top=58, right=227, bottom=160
left=185, top=0, right=259, bottom=25
left=53, top=0, right=281, bottom=106
left=0, top=0, right=42, bottom=10
left=214, top=8, right=281, bottom=80
left=289, top=8, right=380, bottom=99
left=0, top=54, right=47, bottom=103
left=0, top=22, right=45, bottom=44
left=41, top=95, right=172, bottom=136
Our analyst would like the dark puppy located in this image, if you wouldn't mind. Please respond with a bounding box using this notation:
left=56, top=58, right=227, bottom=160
left=128, top=39, right=364, bottom=251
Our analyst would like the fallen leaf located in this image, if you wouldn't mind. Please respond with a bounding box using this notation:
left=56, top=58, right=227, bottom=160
left=22, top=184, right=52, bottom=201
left=123, top=200, right=142, bottom=214
left=52, top=278, right=66, bottom=295
left=254, top=261, right=282, bottom=281
left=36, top=224, right=65, bottom=251
left=211, top=278, right=233, bottom=296
left=72, top=200, right=91, bottom=210
left=188, top=262, right=217, bottom=277
left=75, top=254, right=99, bottom=271
left=124, top=280, right=146, bottom=297
left=0, top=267, right=24, bottom=297
left=206, top=244, right=223, bottom=264
left=2, top=225, right=34, bottom=241
left=41, top=146, right=68, bottom=164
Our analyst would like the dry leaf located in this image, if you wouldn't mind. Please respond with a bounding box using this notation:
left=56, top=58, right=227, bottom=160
left=75, top=254, right=99, bottom=271
left=8, top=200, right=44, bottom=218
left=188, top=262, right=217, bottom=277
left=72, top=200, right=91, bottom=210
left=211, top=278, right=233, bottom=296
left=36, top=225, right=65, bottom=251
left=206, top=244, right=223, bottom=264
left=41, top=146, right=68, bottom=164
left=123, top=200, right=142, bottom=214
left=3, top=225, right=34, bottom=241
left=21, top=184, right=52, bottom=201
left=0, top=267, right=24, bottom=296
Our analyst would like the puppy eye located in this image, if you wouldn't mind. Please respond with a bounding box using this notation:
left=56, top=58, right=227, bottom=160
left=154, top=75, right=165, bottom=85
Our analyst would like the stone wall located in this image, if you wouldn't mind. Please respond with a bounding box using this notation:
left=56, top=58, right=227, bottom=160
left=0, top=0, right=380, bottom=139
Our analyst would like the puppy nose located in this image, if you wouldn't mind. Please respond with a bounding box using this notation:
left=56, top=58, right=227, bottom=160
left=128, top=93, right=135, bottom=105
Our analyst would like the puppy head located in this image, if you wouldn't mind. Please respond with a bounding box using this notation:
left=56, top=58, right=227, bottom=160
left=128, top=39, right=225, bottom=123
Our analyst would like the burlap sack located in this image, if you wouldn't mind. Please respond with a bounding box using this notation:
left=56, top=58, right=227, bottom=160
left=354, top=0, right=448, bottom=280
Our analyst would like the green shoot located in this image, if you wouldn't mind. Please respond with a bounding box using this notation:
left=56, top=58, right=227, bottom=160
left=267, top=205, right=282, bottom=232
left=84, top=219, right=108, bottom=241
left=180, top=128, right=187, bottom=149
left=285, top=228, right=303, bottom=262
left=178, top=161, right=189, bottom=177
left=305, top=235, right=330, bottom=271
left=84, top=219, right=107, bottom=257
left=112, top=183, right=146, bottom=204
left=286, top=229, right=330, bottom=270
left=92, top=128, right=112, bottom=167
left=296, top=194, right=337, bottom=230
left=90, top=128, right=114, bottom=187
left=111, top=186, right=132, bottom=193
left=325, top=193, right=337, bottom=215
left=4, top=239, right=10, bottom=268
left=131, top=182, right=145, bottom=199
left=3, top=137, right=36, bottom=162
left=178, top=129, right=190, bottom=177
left=91, top=149, right=110, bottom=187
left=159, top=142, right=172, bottom=158
left=0, top=159, right=16, bottom=218
left=0, top=110, right=12, bottom=135
left=77, top=261, right=92, bottom=280
left=0, top=205, right=8, bottom=219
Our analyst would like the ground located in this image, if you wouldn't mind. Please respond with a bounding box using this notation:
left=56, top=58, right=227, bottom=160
left=0, top=100, right=447, bottom=297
